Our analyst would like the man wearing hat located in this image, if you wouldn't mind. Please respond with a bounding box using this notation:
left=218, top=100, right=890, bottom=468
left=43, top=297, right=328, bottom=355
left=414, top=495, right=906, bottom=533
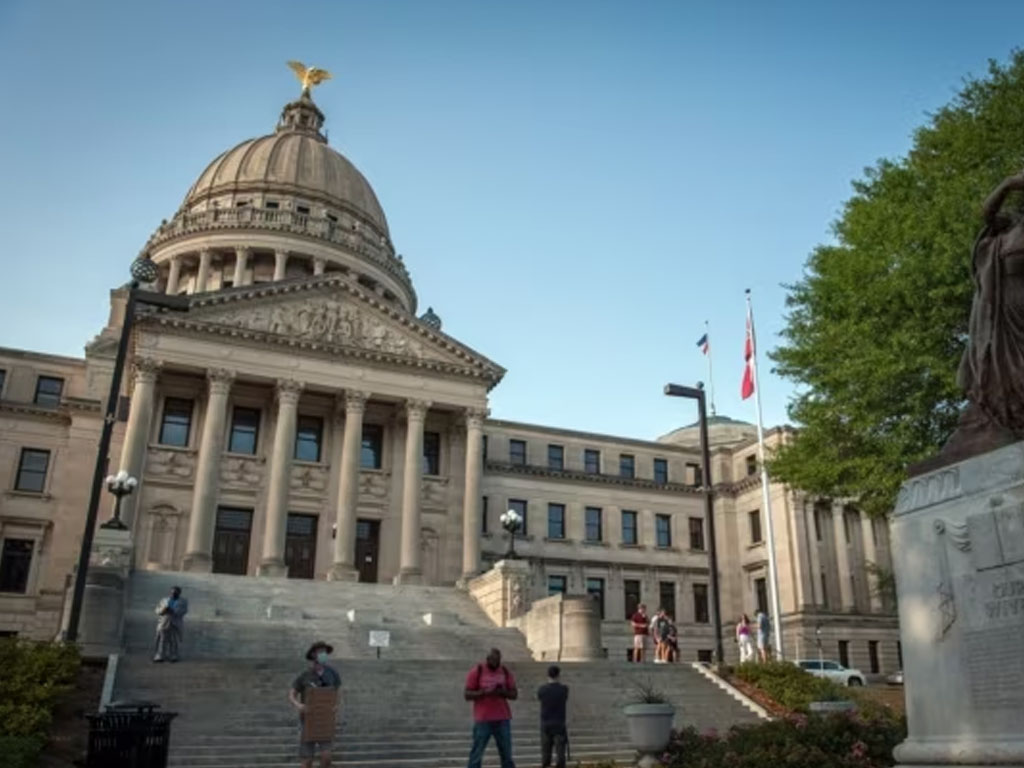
left=289, top=641, right=342, bottom=768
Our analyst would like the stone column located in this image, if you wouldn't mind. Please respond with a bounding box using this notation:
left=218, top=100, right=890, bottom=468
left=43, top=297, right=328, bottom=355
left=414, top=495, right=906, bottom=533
left=258, top=379, right=303, bottom=577
left=860, top=513, right=883, bottom=612
left=461, top=407, right=487, bottom=580
left=832, top=504, right=855, bottom=611
left=183, top=369, right=235, bottom=572
left=115, top=357, right=160, bottom=529
left=395, top=399, right=431, bottom=584
left=273, top=249, right=288, bottom=281
left=313, top=257, right=327, bottom=276
left=165, top=256, right=181, bottom=295
left=807, top=502, right=824, bottom=607
left=195, top=249, right=212, bottom=293
left=327, top=390, right=369, bottom=581
left=233, top=246, right=251, bottom=287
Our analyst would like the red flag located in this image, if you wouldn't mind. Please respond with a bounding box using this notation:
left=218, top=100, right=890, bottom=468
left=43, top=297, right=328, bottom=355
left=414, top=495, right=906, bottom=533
left=741, top=311, right=755, bottom=400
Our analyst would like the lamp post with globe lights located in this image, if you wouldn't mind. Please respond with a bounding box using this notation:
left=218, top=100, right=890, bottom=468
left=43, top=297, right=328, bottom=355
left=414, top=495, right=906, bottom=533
left=101, top=470, right=139, bottom=531
left=65, top=256, right=190, bottom=644
left=500, top=509, right=524, bottom=559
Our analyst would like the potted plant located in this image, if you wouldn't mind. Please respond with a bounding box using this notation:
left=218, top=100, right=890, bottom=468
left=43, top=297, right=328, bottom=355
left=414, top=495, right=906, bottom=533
left=624, top=678, right=675, bottom=767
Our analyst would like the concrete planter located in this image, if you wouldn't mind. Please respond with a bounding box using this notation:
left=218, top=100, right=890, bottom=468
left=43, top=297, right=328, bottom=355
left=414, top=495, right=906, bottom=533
left=809, top=700, right=856, bottom=714
left=624, top=702, right=675, bottom=757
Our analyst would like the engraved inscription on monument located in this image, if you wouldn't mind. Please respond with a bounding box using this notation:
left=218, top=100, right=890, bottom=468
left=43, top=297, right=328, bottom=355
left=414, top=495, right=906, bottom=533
left=961, top=562, right=1024, bottom=709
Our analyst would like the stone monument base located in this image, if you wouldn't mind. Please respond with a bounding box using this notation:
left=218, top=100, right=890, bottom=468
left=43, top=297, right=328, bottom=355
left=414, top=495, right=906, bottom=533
left=891, top=441, right=1024, bottom=767
left=78, top=527, right=133, bottom=659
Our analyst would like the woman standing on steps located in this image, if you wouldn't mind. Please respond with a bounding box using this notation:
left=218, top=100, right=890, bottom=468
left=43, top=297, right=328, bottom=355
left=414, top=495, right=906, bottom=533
left=736, top=614, right=754, bottom=663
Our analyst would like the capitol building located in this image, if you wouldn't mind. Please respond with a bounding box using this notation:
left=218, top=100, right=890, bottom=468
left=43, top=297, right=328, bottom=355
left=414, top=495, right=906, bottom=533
left=0, top=82, right=900, bottom=670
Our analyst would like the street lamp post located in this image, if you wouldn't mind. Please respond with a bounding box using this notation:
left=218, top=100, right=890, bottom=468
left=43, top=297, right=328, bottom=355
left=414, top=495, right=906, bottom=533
left=500, top=509, right=523, bottom=559
left=664, top=382, right=725, bottom=666
left=65, top=257, right=189, bottom=644
left=102, top=470, right=139, bottom=531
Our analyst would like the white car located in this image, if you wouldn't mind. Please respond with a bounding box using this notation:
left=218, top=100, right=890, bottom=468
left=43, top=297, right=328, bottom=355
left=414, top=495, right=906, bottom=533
left=794, top=659, right=865, bottom=686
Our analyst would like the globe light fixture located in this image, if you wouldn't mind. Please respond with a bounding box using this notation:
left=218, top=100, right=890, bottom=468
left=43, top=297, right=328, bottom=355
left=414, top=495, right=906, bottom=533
left=129, top=255, right=160, bottom=285
left=499, top=509, right=523, bottom=559
left=101, top=470, right=139, bottom=530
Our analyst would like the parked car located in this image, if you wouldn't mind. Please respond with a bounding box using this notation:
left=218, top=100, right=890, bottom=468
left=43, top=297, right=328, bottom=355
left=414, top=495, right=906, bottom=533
left=886, top=669, right=904, bottom=686
left=794, top=659, right=866, bottom=686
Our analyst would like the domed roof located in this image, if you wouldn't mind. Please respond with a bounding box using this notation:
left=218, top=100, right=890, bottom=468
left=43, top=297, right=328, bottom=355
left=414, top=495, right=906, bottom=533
left=182, top=94, right=389, bottom=235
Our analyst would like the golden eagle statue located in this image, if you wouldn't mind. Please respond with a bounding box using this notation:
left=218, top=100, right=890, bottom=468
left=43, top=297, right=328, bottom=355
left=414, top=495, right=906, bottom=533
left=287, top=61, right=332, bottom=95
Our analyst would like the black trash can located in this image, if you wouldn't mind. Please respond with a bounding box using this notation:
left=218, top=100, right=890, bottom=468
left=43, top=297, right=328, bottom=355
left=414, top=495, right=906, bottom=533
left=86, top=700, right=177, bottom=768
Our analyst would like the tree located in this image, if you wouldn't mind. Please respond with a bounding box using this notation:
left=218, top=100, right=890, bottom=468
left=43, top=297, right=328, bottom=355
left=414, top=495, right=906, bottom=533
left=770, top=51, right=1024, bottom=518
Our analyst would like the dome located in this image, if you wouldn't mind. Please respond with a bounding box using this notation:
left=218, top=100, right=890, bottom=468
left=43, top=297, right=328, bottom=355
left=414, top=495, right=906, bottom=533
left=181, top=94, right=389, bottom=237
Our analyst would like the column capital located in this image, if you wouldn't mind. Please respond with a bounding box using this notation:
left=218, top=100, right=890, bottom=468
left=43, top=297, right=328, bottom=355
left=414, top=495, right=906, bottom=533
left=342, top=390, right=371, bottom=414
left=313, top=257, right=327, bottom=275
left=405, top=398, right=432, bottom=421
left=133, top=357, right=162, bottom=385
left=206, top=368, right=235, bottom=394
left=463, top=407, right=489, bottom=430
left=276, top=379, right=304, bottom=405
left=198, top=247, right=213, bottom=259
left=234, top=245, right=252, bottom=257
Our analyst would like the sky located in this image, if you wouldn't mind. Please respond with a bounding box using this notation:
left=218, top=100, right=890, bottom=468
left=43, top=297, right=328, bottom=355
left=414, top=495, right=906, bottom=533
left=1, top=1, right=1023, bottom=441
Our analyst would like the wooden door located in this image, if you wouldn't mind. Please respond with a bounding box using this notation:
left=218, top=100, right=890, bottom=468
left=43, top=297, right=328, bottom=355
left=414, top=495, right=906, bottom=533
left=355, top=519, right=380, bottom=583
left=285, top=513, right=318, bottom=579
left=213, top=507, right=252, bottom=575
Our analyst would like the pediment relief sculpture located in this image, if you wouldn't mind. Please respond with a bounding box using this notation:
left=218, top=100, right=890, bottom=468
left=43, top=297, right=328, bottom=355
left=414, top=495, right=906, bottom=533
left=221, top=457, right=263, bottom=486
left=291, top=465, right=328, bottom=494
left=147, top=448, right=195, bottom=480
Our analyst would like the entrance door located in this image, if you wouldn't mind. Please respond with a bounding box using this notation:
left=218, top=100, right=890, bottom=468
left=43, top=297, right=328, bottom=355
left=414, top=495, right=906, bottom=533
left=213, top=507, right=253, bottom=575
left=285, top=513, right=318, bottom=579
left=355, top=519, right=380, bottom=583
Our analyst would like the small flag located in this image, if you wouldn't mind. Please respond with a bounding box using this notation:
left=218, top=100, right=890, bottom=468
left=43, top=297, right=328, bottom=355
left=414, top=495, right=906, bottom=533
left=696, top=333, right=709, bottom=355
left=741, top=312, right=755, bottom=399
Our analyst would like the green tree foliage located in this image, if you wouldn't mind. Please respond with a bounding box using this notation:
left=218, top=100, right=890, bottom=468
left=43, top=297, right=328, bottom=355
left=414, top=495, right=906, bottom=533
left=771, top=51, right=1024, bottom=517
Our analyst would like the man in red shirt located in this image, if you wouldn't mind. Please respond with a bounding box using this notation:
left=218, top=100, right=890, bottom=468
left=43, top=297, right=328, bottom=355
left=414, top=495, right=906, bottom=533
left=464, top=647, right=518, bottom=768
left=630, top=603, right=650, bottom=663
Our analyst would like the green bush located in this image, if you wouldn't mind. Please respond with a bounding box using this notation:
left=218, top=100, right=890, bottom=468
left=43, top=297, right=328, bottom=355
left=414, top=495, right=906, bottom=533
left=734, top=661, right=848, bottom=713
left=664, top=711, right=906, bottom=768
left=0, top=638, right=80, bottom=767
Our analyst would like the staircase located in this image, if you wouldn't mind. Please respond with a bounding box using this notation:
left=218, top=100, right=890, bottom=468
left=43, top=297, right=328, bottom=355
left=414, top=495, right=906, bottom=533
left=114, top=571, right=762, bottom=767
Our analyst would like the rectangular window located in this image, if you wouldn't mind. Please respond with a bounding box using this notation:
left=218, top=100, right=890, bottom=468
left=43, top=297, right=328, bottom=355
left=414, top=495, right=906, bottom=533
left=693, top=583, right=710, bottom=623
left=814, top=503, right=828, bottom=541
left=0, top=539, right=33, bottom=594
left=619, top=454, right=635, bottom=479
left=755, top=577, right=768, bottom=615
left=687, top=461, right=703, bottom=488
left=509, top=498, right=528, bottom=536
left=586, top=577, right=605, bottom=619
left=584, top=449, right=600, bottom=474
left=585, top=507, right=602, bottom=542
left=659, top=581, right=676, bottom=620
left=422, top=431, right=441, bottom=475
left=621, top=510, right=638, bottom=545
left=547, top=444, right=564, bottom=471
left=896, top=641, right=903, bottom=669
left=294, top=415, right=323, bottom=462
left=326, top=212, right=338, bottom=223
left=360, top=424, right=383, bottom=469
left=868, top=640, right=880, bottom=674
left=820, top=571, right=829, bottom=608
left=296, top=205, right=311, bottom=215
left=624, top=579, right=641, bottom=619
left=547, top=503, right=566, bottom=539
left=482, top=435, right=488, bottom=461
left=697, top=649, right=713, bottom=664
left=749, top=509, right=763, bottom=544
left=653, top=458, right=668, bottom=484
left=0, top=369, right=6, bottom=396
left=34, top=375, right=64, bottom=407
left=481, top=496, right=489, bottom=534
left=15, top=448, right=50, bottom=493
left=746, top=454, right=758, bottom=476
left=838, top=640, right=850, bottom=668
left=228, top=407, right=260, bottom=455
left=656, top=514, right=672, bottom=548
left=265, top=200, right=280, bottom=209
left=158, top=398, right=193, bottom=446
left=509, top=439, right=526, bottom=466
left=548, top=575, right=567, bottom=595
left=689, top=517, right=705, bottom=551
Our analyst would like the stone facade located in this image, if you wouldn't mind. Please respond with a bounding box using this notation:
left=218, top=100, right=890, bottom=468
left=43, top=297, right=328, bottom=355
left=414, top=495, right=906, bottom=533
left=0, top=87, right=899, bottom=672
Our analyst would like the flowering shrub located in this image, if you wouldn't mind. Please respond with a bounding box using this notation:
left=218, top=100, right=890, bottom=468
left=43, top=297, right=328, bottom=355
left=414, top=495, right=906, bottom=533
left=663, top=710, right=905, bottom=768
left=733, top=661, right=847, bottom=713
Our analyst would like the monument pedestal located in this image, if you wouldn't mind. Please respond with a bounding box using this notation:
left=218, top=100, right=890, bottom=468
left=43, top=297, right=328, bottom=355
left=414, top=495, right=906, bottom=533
left=78, top=527, right=134, bottom=659
left=892, top=441, right=1024, bottom=767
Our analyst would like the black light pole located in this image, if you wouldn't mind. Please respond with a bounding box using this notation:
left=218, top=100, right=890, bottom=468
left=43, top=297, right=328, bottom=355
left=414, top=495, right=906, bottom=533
left=664, top=382, right=725, bottom=665
left=65, top=257, right=188, bottom=643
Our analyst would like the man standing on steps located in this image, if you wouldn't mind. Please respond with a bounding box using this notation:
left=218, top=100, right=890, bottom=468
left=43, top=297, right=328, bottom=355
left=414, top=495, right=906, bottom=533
left=630, top=603, right=650, bottom=663
left=153, top=585, right=188, bottom=663
left=537, top=664, right=569, bottom=768
left=464, top=647, right=518, bottom=768
left=289, top=641, right=342, bottom=768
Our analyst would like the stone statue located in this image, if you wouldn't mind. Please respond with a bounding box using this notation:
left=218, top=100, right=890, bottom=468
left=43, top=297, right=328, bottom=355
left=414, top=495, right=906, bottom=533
left=928, top=171, right=1024, bottom=471
left=286, top=61, right=332, bottom=95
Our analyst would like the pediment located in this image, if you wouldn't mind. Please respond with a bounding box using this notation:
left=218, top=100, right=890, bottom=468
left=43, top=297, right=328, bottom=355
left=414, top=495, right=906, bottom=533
left=140, top=276, right=505, bottom=387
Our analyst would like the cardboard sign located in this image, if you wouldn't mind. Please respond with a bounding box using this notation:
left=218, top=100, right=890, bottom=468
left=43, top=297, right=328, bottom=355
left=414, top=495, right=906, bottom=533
left=302, top=686, right=338, bottom=742
left=369, top=630, right=390, bottom=648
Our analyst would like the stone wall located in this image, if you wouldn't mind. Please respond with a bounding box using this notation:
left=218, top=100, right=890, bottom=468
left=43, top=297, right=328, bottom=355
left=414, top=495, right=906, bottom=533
left=512, top=593, right=602, bottom=661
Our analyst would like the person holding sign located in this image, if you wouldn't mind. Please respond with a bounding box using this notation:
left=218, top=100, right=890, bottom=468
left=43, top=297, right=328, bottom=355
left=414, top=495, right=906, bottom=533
left=464, top=647, right=518, bottom=768
left=289, top=641, right=341, bottom=768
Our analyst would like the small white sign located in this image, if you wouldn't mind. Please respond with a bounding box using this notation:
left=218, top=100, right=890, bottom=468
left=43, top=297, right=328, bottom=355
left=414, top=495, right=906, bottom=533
left=369, top=630, right=390, bottom=648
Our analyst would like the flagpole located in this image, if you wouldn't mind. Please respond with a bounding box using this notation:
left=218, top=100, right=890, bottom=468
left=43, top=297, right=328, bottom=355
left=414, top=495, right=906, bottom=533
left=704, top=320, right=717, bottom=416
left=745, top=288, right=785, bottom=660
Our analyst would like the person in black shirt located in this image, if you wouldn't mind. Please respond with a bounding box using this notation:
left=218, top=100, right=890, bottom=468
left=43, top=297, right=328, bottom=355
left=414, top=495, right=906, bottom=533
left=536, top=664, right=569, bottom=768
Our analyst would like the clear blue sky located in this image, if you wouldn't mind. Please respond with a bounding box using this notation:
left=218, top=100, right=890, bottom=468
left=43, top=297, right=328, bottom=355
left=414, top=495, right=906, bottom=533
left=1, top=1, right=1022, bottom=440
